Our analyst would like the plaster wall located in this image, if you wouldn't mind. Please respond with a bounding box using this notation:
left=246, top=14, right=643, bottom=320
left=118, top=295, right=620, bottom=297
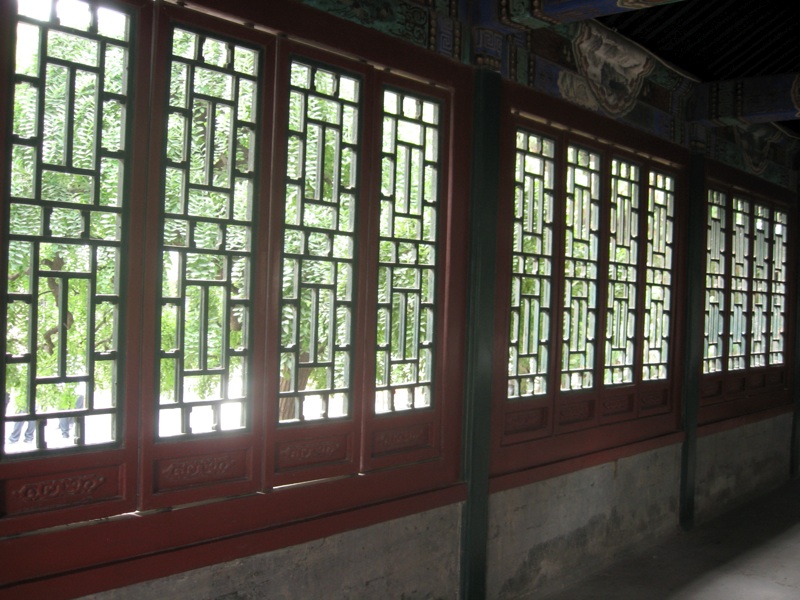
left=80, top=502, right=463, bottom=600
left=694, top=412, right=792, bottom=523
left=486, top=444, right=682, bottom=600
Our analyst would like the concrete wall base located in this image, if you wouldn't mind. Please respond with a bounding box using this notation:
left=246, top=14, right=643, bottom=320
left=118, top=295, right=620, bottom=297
left=80, top=503, right=463, bottom=600
left=695, top=413, right=793, bottom=523
left=486, top=444, right=682, bottom=600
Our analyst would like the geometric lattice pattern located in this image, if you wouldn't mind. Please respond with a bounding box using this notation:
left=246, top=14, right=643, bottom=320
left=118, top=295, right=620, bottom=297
left=4, top=2, right=132, bottom=453
left=278, top=61, right=360, bottom=423
left=508, top=130, right=555, bottom=399
left=703, top=190, right=726, bottom=374
left=642, top=171, right=674, bottom=381
left=375, top=90, right=440, bottom=413
left=561, top=146, right=600, bottom=391
left=749, top=205, right=769, bottom=368
left=704, top=191, right=790, bottom=375
left=728, top=197, right=750, bottom=371
left=157, top=28, right=260, bottom=436
left=605, top=159, right=639, bottom=385
left=769, top=210, right=787, bottom=365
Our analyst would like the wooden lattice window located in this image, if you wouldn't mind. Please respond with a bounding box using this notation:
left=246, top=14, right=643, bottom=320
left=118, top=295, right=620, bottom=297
left=703, top=190, right=726, bottom=374
left=642, top=170, right=674, bottom=381
left=374, top=89, right=441, bottom=414
left=728, top=196, right=750, bottom=371
left=702, top=186, right=791, bottom=379
left=278, top=59, right=359, bottom=424
left=769, top=210, right=787, bottom=365
left=750, top=204, right=770, bottom=368
left=561, top=145, right=600, bottom=391
left=605, top=159, right=639, bottom=385
left=0, top=0, right=469, bottom=589
left=156, top=26, right=260, bottom=437
left=507, top=130, right=554, bottom=399
left=495, top=117, right=681, bottom=474
left=3, top=0, right=132, bottom=454
left=503, top=129, right=679, bottom=402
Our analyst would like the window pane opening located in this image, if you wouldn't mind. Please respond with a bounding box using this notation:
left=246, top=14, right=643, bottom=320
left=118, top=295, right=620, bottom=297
left=4, top=0, right=132, bottom=454
left=156, top=27, right=260, bottom=437
left=374, top=89, right=441, bottom=414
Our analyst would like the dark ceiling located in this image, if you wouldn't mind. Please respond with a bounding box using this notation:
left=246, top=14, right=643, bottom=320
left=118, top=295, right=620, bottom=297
left=596, top=0, right=800, bottom=137
left=596, top=0, right=800, bottom=82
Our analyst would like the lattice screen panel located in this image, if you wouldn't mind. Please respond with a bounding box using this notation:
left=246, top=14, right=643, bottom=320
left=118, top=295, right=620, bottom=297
left=507, top=130, right=554, bottom=399
left=4, top=2, right=132, bottom=453
left=157, top=28, right=259, bottom=437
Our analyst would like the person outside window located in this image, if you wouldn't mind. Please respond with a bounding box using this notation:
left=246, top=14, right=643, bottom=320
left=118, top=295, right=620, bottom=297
left=59, top=394, right=84, bottom=439
left=5, top=393, right=35, bottom=444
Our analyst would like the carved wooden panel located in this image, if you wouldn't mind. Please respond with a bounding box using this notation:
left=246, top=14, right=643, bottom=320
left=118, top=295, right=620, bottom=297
left=2, top=465, right=121, bottom=517
left=556, top=398, right=594, bottom=427
left=747, top=372, right=765, bottom=389
left=766, top=370, right=783, bottom=386
left=155, top=450, right=248, bottom=492
left=276, top=434, right=349, bottom=471
left=504, top=407, right=549, bottom=436
left=372, top=423, right=432, bottom=457
left=601, top=393, right=635, bottom=418
left=639, top=388, right=668, bottom=413
left=725, top=375, right=746, bottom=393
left=700, top=378, right=723, bottom=398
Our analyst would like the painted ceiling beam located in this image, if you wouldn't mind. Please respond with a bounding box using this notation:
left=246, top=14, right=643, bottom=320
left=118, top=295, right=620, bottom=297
left=524, top=0, right=688, bottom=24
left=690, top=74, right=800, bottom=126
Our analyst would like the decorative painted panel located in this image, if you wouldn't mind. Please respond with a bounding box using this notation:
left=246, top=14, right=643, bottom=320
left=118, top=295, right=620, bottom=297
left=299, top=0, right=431, bottom=49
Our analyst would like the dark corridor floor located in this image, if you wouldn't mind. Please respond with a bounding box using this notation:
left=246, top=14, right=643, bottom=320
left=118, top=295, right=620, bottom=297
left=541, top=478, right=800, bottom=600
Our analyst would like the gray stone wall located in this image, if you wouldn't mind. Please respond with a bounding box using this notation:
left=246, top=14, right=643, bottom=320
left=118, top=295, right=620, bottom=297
left=80, top=502, right=463, bottom=600
left=77, top=415, right=793, bottom=599
left=694, top=413, right=792, bottom=523
left=486, top=444, right=682, bottom=600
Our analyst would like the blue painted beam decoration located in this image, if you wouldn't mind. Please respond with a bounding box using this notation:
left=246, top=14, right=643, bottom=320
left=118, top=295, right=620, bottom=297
left=298, top=0, right=469, bottom=61
left=532, top=0, right=688, bottom=23
left=293, top=0, right=798, bottom=189
left=691, top=74, right=800, bottom=126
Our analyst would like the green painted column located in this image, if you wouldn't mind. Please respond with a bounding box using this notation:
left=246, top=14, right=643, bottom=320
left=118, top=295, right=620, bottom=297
left=791, top=201, right=800, bottom=478
left=679, top=152, right=706, bottom=530
left=460, top=68, right=502, bottom=599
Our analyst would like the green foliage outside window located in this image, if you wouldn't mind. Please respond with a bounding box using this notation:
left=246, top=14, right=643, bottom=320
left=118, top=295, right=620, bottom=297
left=4, top=0, right=129, bottom=449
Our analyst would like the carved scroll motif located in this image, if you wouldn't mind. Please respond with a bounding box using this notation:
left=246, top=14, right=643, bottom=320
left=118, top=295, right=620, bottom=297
left=160, top=455, right=236, bottom=483
left=373, top=424, right=431, bottom=455
left=277, top=436, right=348, bottom=470
left=12, top=474, right=106, bottom=504
left=5, top=466, right=120, bottom=515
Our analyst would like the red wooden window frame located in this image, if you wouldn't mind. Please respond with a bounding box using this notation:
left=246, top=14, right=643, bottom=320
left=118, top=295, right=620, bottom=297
left=137, top=3, right=275, bottom=511
left=698, top=163, right=795, bottom=425
left=0, top=1, right=470, bottom=592
left=490, top=83, right=687, bottom=478
left=0, top=0, right=151, bottom=537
